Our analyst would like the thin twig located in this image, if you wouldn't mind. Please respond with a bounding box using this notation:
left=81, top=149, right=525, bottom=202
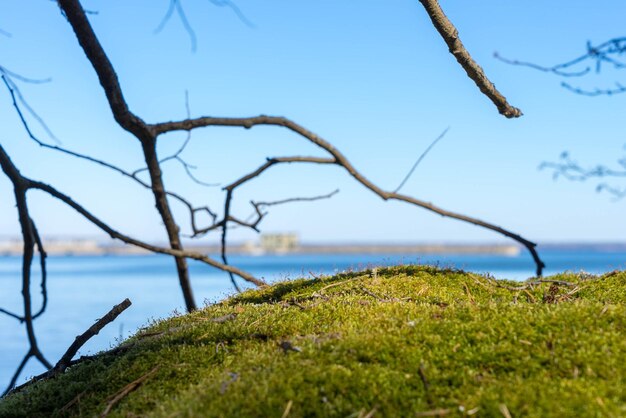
left=100, top=366, right=160, bottom=417
left=497, top=37, right=626, bottom=97
left=55, top=298, right=132, bottom=373
left=59, top=389, right=88, bottom=413
left=3, top=74, right=217, bottom=236
left=417, top=0, right=522, bottom=118
left=415, top=409, right=451, bottom=417
left=281, top=400, right=293, bottom=418
left=418, top=362, right=434, bottom=407
left=395, top=127, right=449, bottom=193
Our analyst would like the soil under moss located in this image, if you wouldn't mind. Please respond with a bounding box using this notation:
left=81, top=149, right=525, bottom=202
left=1, top=266, right=625, bottom=417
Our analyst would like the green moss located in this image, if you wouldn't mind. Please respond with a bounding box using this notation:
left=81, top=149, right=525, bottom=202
left=1, top=266, right=625, bottom=417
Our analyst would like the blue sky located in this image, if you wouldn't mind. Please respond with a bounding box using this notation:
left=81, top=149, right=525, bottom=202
left=1, top=0, right=626, bottom=245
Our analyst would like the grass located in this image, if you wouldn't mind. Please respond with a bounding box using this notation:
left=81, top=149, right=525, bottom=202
left=1, top=265, right=625, bottom=417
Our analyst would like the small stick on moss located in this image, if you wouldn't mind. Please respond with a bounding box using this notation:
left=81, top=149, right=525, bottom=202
left=311, top=277, right=360, bottom=297
left=360, top=407, right=377, bottom=418
left=359, top=286, right=397, bottom=303
left=100, top=366, right=159, bottom=418
left=469, top=275, right=494, bottom=292
left=498, top=403, right=512, bottom=418
left=462, top=282, right=475, bottom=305
left=495, top=283, right=531, bottom=291
left=56, top=298, right=132, bottom=373
left=287, top=299, right=308, bottom=310
left=281, top=400, right=293, bottom=418
left=601, top=270, right=619, bottom=279
left=415, top=409, right=450, bottom=417
left=523, top=290, right=536, bottom=303
left=211, top=313, right=238, bottom=323
left=59, top=389, right=88, bottom=413
left=565, top=285, right=584, bottom=297
left=532, top=279, right=575, bottom=287
left=418, top=362, right=434, bottom=407
left=512, top=293, right=519, bottom=304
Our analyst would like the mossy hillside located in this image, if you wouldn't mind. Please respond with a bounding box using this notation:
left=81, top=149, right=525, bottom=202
left=1, top=266, right=625, bottom=417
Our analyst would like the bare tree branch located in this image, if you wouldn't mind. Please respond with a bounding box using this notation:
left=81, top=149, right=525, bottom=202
left=0, top=145, right=52, bottom=396
left=154, top=0, right=177, bottom=34
left=155, top=0, right=197, bottom=52
left=1, top=73, right=59, bottom=144
left=417, top=0, right=522, bottom=118
left=2, top=75, right=218, bottom=237
left=59, top=0, right=205, bottom=311
left=54, top=298, right=132, bottom=374
left=220, top=189, right=241, bottom=292
left=4, top=299, right=133, bottom=397
left=2, top=354, right=29, bottom=397
left=0, top=307, right=23, bottom=322
left=58, top=1, right=150, bottom=139
left=0, top=66, right=51, bottom=84
left=60, top=0, right=543, bottom=280
left=190, top=156, right=335, bottom=238
left=494, top=52, right=592, bottom=78
left=132, top=92, right=219, bottom=188
left=173, top=0, right=197, bottom=52
left=561, top=82, right=626, bottom=97
left=152, top=115, right=544, bottom=275
left=541, top=150, right=626, bottom=200
left=208, top=0, right=255, bottom=28
left=30, top=221, right=48, bottom=320
left=155, top=0, right=254, bottom=52
left=212, top=156, right=340, bottom=292
left=253, top=189, right=340, bottom=211
left=0, top=144, right=267, bottom=287
left=496, top=37, right=626, bottom=96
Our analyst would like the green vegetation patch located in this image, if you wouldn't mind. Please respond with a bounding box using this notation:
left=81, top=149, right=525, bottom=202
left=1, top=266, right=625, bottom=417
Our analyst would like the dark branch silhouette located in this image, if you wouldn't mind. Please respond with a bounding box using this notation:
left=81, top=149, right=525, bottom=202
left=5, top=299, right=132, bottom=397
left=0, top=70, right=58, bottom=143
left=54, top=298, right=132, bottom=374
left=0, top=142, right=267, bottom=394
left=152, top=115, right=544, bottom=275
left=0, top=146, right=52, bottom=395
left=1, top=75, right=219, bottom=238
left=418, top=0, right=522, bottom=118
left=132, top=91, right=219, bottom=188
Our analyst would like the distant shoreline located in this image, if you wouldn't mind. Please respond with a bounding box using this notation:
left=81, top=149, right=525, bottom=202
left=2, top=239, right=626, bottom=257
left=0, top=239, right=521, bottom=256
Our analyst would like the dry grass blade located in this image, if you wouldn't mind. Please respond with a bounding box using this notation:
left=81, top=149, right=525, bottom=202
left=499, top=403, right=512, bottom=418
left=415, top=408, right=450, bottom=417
left=281, top=400, right=293, bottom=418
left=100, top=366, right=160, bottom=417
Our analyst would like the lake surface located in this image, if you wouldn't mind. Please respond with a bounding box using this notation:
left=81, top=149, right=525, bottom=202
left=1, top=250, right=625, bottom=390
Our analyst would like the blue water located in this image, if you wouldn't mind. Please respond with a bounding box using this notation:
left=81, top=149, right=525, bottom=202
left=1, top=250, right=625, bottom=391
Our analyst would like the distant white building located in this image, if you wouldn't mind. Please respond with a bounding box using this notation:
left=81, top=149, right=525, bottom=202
left=260, top=233, right=299, bottom=253
left=0, top=238, right=22, bottom=255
